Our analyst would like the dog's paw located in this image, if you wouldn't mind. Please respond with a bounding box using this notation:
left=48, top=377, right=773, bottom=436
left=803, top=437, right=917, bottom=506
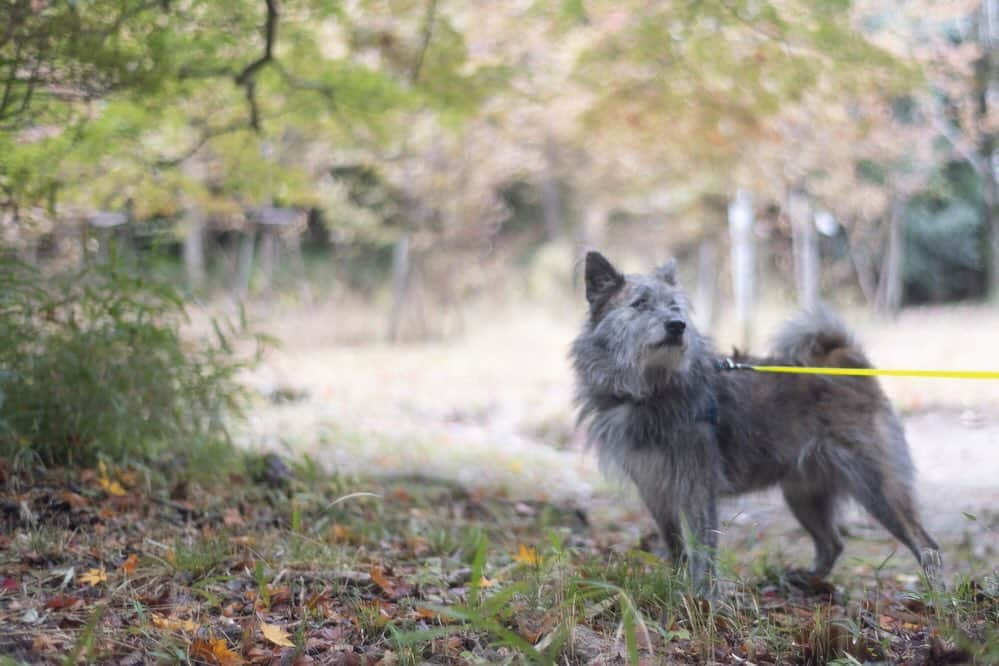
left=785, top=568, right=838, bottom=597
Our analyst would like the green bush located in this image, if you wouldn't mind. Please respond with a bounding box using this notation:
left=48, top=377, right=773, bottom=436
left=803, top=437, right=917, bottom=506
left=0, top=255, right=260, bottom=468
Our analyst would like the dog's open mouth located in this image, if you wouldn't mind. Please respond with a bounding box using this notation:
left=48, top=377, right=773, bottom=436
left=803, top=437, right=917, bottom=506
left=654, top=336, right=684, bottom=349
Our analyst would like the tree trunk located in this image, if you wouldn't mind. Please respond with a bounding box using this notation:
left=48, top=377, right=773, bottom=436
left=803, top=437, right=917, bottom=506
left=986, top=161, right=999, bottom=300
left=541, top=136, right=564, bottom=241
left=183, top=208, right=206, bottom=290
left=788, top=188, right=819, bottom=310
left=694, top=237, right=718, bottom=332
left=728, top=190, right=755, bottom=349
left=387, top=231, right=412, bottom=343
left=875, top=201, right=904, bottom=316
left=287, top=234, right=313, bottom=303
left=843, top=222, right=877, bottom=308
left=979, top=0, right=999, bottom=298
left=236, top=223, right=257, bottom=298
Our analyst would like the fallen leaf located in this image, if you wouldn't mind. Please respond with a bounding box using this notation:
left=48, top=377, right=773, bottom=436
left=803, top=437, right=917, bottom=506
left=60, top=490, right=89, bottom=509
left=261, top=621, right=295, bottom=648
left=191, top=637, right=244, bottom=665
left=370, top=565, right=394, bottom=595
left=305, top=590, right=329, bottom=611
left=513, top=544, right=542, bottom=566
left=98, top=476, right=126, bottom=496
left=97, top=461, right=126, bottom=496
left=44, top=594, right=83, bottom=610
left=223, top=507, right=244, bottom=527
left=31, top=633, right=63, bottom=652
left=268, top=585, right=292, bottom=606
left=331, top=524, right=355, bottom=543
left=152, top=614, right=200, bottom=633
left=79, top=568, right=107, bottom=587
left=1, top=576, right=17, bottom=592
left=415, top=606, right=440, bottom=621
left=120, top=554, right=139, bottom=575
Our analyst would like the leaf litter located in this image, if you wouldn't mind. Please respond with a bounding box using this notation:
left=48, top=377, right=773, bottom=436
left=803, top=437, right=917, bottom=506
left=0, top=457, right=995, bottom=664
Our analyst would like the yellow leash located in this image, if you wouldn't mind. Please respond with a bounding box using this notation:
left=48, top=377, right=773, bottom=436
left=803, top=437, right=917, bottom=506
left=718, top=359, right=999, bottom=380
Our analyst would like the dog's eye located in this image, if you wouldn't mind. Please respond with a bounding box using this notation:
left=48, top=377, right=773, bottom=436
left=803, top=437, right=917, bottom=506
left=630, top=295, right=649, bottom=309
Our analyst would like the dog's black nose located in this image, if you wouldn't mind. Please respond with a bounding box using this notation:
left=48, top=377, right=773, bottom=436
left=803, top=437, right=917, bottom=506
left=666, top=320, right=686, bottom=337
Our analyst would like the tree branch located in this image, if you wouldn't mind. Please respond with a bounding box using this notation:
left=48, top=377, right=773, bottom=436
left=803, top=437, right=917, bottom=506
left=929, top=103, right=986, bottom=177
left=231, top=0, right=279, bottom=132
left=235, top=0, right=278, bottom=87
left=0, top=1, right=25, bottom=51
left=410, top=0, right=438, bottom=83
left=153, top=121, right=248, bottom=168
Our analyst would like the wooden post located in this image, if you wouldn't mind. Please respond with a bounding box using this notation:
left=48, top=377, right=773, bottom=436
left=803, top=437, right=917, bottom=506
left=789, top=188, right=819, bottom=310
left=182, top=207, right=206, bottom=290
left=236, top=222, right=257, bottom=298
left=694, top=237, right=718, bottom=332
left=387, top=231, right=412, bottom=343
left=728, top=190, right=755, bottom=348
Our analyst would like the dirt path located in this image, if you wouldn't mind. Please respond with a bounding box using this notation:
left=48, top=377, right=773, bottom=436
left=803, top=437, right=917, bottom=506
left=238, top=304, right=998, bottom=575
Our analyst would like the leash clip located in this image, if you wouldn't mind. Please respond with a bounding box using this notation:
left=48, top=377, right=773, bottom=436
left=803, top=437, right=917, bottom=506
left=717, top=358, right=753, bottom=372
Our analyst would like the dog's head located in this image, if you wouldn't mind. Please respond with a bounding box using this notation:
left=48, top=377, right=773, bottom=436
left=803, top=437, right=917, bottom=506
left=571, top=251, right=701, bottom=400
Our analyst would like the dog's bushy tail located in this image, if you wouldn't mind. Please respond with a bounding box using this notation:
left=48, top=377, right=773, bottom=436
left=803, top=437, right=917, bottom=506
left=772, top=307, right=871, bottom=368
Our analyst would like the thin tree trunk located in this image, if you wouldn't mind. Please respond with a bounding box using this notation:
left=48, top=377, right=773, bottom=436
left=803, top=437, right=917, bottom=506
left=789, top=188, right=819, bottom=310
left=728, top=190, right=755, bottom=349
left=694, top=237, right=718, bottom=332
left=388, top=231, right=412, bottom=343
left=875, top=200, right=904, bottom=316
left=236, top=223, right=257, bottom=298
left=79, top=219, right=91, bottom=265
left=843, top=222, right=877, bottom=308
left=287, top=234, right=313, bottom=303
left=183, top=208, right=206, bottom=290
left=979, top=0, right=999, bottom=298
left=541, top=136, right=563, bottom=241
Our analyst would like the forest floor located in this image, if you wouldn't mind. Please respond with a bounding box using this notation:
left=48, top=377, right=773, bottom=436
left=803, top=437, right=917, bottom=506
left=2, top=302, right=997, bottom=664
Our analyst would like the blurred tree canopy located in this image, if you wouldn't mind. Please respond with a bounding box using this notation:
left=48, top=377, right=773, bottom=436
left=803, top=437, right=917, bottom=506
left=1, top=0, right=996, bottom=317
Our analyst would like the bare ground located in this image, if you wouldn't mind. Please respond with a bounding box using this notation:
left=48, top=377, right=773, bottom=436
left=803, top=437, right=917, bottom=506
left=234, top=301, right=999, bottom=578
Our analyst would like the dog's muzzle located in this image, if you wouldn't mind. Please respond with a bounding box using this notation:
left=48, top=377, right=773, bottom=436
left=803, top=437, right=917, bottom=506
left=664, top=319, right=686, bottom=346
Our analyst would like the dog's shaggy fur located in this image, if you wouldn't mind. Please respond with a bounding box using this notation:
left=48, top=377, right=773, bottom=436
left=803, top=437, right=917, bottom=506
left=571, top=252, right=941, bottom=591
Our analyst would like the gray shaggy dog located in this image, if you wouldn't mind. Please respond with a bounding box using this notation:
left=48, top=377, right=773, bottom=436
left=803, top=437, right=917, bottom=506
left=571, top=251, right=941, bottom=592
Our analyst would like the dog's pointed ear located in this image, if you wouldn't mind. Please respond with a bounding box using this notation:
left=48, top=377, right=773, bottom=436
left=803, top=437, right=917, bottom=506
left=655, top=258, right=678, bottom=286
left=584, top=251, right=624, bottom=307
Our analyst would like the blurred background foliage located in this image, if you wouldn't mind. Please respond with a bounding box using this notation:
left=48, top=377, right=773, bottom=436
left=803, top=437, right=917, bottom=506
left=1, top=0, right=997, bottom=342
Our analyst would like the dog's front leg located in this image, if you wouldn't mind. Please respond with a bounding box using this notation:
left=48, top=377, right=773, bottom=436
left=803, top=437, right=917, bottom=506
left=679, top=492, right=719, bottom=596
left=638, top=487, right=686, bottom=565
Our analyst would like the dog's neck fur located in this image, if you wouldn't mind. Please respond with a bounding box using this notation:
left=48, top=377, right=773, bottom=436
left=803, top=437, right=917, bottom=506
left=577, top=354, right=720, bottom=438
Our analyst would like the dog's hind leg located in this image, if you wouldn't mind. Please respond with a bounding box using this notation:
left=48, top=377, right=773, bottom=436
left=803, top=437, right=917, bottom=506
left=841, top=447, right=942, bottom=584
left=850, top=473, right=941, bottom=582
left=781, top=476, right=844, bottom=578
